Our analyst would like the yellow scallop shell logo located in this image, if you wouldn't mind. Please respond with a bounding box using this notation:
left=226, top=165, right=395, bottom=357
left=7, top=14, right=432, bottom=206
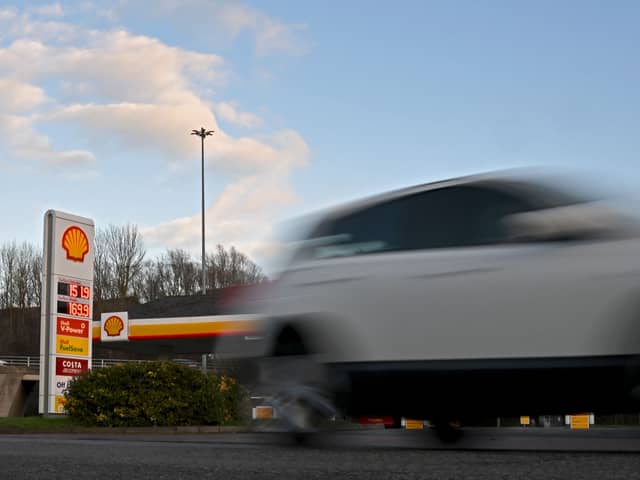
left=104, top=316, right=124, bottom=337
left=62, top=226, right=89, bottom=262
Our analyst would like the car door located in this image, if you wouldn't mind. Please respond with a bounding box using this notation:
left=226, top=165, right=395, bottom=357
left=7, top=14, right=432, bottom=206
left=361, top=184, right=631, bottom=364
left=366, top=185, right=551, bottom=362
left=267, top=194, right=416, bottom=363
left=272, top=183, right=634, bottom=365
left=273, top=185, right=549, bottom=364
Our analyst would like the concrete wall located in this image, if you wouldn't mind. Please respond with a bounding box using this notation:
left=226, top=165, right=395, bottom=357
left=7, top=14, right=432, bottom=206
left=0, top=368, right=36, bottom=417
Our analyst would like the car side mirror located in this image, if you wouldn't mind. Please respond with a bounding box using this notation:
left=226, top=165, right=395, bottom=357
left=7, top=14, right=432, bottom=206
left=504, top=203, right=632, bottom=242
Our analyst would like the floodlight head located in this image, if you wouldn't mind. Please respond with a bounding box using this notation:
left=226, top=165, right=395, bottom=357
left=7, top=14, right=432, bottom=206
left=191, top=127, right=215, bottom=138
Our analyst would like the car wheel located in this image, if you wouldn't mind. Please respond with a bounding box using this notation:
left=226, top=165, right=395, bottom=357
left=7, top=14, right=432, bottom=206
left=384, top=416, right=402, bottom=429
left=433, top=420, right=464, bottom=443
left=259, top=354, right=336, bottom=442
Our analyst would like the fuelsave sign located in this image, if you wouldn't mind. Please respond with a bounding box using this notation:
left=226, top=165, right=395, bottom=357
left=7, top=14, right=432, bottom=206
left=39, top=211, right=95, bottom=415
left=55, top=335, right=89, bottom=356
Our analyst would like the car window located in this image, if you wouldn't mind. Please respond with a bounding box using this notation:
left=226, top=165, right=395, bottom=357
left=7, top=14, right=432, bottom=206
left=309, top=197, right=411, bottom=259
left=299, top=185, right=533, bottom=260
left=406, top=186, right=532, bottom=250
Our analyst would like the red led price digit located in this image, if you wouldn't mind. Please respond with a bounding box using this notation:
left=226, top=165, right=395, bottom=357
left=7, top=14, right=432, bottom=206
left=69, top=283, right=78, bottom=298
left=81, top=286, right=90, bottom=299
left=66, top=300, right=90, bottom=318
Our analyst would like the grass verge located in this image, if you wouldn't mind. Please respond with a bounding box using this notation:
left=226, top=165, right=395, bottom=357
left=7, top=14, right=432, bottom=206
left=0, top=416, right=74, bottom=430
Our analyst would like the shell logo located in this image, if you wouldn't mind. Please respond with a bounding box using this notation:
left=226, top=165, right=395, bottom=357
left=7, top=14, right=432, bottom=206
left=62, top=226, right=89, bottom=262
left=104, top=316, right=124, bottom=337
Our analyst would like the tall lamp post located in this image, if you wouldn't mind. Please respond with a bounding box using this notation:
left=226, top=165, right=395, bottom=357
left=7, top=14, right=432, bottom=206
left=191, top=127, right=214, bottom=295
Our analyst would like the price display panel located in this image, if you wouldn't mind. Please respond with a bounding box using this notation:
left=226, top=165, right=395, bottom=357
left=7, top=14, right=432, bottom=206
left=57, top=281, right=91, bottom=300
left=57, top=300, right=91, bottom=318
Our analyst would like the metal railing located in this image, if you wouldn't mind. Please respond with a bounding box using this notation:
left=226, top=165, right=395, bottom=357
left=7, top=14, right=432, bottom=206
left=0, top=355, right=237, bottom=375
left=0, top=355, right=154, bottom=370
left=0, top=355, right=40, bottom=369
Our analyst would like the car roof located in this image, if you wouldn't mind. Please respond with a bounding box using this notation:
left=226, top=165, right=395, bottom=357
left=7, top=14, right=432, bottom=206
left=292, top=169, right=597, bottom=242
left=314, top=171, right=527, bottom=225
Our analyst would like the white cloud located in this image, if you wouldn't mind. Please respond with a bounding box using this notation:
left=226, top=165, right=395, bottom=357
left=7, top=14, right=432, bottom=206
left=0, top=78, right=48, bottom=112
left=0, top=78, right=94, bottom=169
left=141, top=173, right=301, bottom=266
left=47, top=103, right=309, bottom=174
left=0, top=32, right=226, bottom=103
left=0, top=7, right=310, bottom=266
left=206, top=129, right=309, bottom=173
left=30, top=3, right=64, bottom=17
left=0, top=5, right=310, bottom=270
left=76, top=1, right=119, bottom=21
left=255, top=17, right=309, bottom=57
left=7, top=28, right=307, bottom=178
left=215, top=101, right=262, bottom=129
left=218, top=2, right=310, bottom=56
left=0, top=14, right=84, bottom=44
left=0, top=30, right=226, bottom=170
left=0, top=7, right=17, bottom=21
left=0, top=114, right=95, bottom=168
left=152, top=0, right=310, bottom=56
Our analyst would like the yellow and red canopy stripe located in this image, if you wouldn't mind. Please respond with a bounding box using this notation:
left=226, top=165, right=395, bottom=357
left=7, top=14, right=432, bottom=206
left=93, top=315, right=261, bottom=342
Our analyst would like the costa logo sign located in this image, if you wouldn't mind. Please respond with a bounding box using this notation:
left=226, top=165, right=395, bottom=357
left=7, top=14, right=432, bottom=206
left=62, top=226, right=89, bottom=262
left=104, top=315, right=125, bottom=337
left=55, top=357, right=89, bottom=376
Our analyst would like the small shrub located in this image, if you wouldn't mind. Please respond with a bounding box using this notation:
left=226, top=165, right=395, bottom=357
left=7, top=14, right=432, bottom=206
left=64, top=361, right=245, bottom=427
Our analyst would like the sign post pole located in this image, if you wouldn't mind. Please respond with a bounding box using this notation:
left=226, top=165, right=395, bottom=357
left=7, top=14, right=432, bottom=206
left=39, top=210, right=95, bottom=415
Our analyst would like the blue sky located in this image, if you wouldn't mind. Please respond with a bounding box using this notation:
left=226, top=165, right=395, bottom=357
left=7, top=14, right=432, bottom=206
left=1, top=0, right=639, bottom=269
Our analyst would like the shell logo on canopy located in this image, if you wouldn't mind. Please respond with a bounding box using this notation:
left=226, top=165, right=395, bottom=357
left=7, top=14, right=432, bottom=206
left=104, top=316, right=124, bottom=337
left=100, top=312, right=128, bottom=342
left=62, top=226, right=89, bottom=262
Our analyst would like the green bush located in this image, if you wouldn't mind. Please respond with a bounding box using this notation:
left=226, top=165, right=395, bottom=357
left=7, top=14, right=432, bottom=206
left=64, top=361, right=245, bottom=427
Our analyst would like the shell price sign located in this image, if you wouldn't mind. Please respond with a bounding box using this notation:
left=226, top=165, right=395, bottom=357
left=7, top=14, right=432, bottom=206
left=39, top=211, right=94, bottom=415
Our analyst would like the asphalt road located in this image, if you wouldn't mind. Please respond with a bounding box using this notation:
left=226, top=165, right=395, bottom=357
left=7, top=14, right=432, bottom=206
left=1, top=428, right=639, bottom=480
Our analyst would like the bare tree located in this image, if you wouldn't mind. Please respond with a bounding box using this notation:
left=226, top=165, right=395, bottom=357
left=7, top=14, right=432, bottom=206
left=167, top=248, right=199, bottom=295
left=28, top=250, right=42, bottom=307
left=0, top=242, right=42, bottom=309
left=96, top=224, right=146, bottom=299
left=206, top=244, right=266, bottom=289
left=14, top=243, right=39, bottom=309
left=132, top=244, right=264, bottom=302
left=135, top=249, right=201, bottom=301
left=132, top=259, right=162, bottom=303
left=0, top=230, right=265, bottom=309
left=93, top=232, right=113, bottom=302
left=0, top=242, right=18, bottom=309
left=207, top=244, right=228, bottom=288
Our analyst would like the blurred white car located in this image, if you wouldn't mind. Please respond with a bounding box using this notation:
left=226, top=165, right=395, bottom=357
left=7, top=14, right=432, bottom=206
left=234, top=173, right=640, bottom=438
